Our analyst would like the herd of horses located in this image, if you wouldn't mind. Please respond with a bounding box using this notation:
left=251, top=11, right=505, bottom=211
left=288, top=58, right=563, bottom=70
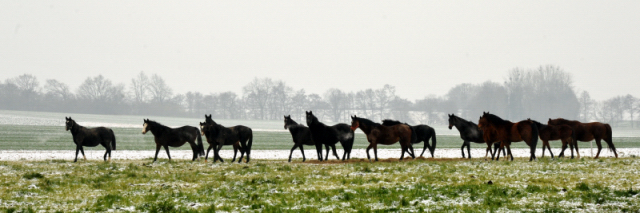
left=63, top=111, right=618, bottom=163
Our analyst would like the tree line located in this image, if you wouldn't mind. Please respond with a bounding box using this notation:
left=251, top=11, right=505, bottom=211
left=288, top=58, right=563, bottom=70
left=1, top=65, right=637, bottom=127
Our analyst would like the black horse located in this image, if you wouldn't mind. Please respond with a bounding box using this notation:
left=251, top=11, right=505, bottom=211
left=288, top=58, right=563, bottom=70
left=142, top=119, right=204, bottom=162
left=285, top=115, right=335, bottom=162
left=65, top=117, right=116, bottom=162
left=382, top=119, right=437, bottom=158
left=305, top=111, right=355, bottom=161
left=204, top=115, right=253, bottom=163
left=200, top=122, right=244, bottom=163
left=447, top=114, right=504, bottom=159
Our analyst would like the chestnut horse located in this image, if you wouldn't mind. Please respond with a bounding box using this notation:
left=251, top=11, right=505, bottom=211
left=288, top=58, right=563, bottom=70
left=478, top=112, right=538, bottom=161
left=547, top=118, right=617, bottom=158
left=350, top=115, right=415, bottom=161
left=529, top=119, right=577, bottom=159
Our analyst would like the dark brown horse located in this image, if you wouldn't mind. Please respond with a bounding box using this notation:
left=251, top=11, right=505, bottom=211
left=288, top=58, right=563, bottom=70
left=478, top=112, right=538, bottom=161
left=548, top=118, right=617, bottom=158
left=350, top=115, right=415, bottom=161
left=200, top=122, right=244, bottom=163
left=529, top=119, right=577, bottom=159
left=65, top=117, right=116, bottom=162
left=142, top=119, right=204, bottom=162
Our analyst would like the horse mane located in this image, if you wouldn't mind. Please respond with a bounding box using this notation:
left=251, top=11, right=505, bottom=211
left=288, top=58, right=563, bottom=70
left=451, top=115, right=477, bottom=126
left=356, top=117, right=380, bottom=128
left=146, top=120, right=171, bottom=132
left=381, top=119, right=405, bottom=126
left=529, top=119, right=545, bottom=129
left=482, top=113, right=511, bottom=126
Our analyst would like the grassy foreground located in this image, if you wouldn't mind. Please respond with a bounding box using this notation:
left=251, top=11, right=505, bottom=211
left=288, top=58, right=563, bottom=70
left=1, top=157, right=639, bottom=212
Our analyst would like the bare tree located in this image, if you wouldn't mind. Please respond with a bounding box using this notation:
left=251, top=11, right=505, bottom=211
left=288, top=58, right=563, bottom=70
left=324, top=88, right=347, bottom=122
left=243, top=77, right=274, bottom=120
left=148, top=74, right=173, bottom=103
left=9, top=74, right=39, bottom=93
left=77, top=75, right=114, bottom=101
left=578, top=91, right=595, bottom=121
left=44, top=79, right=73, bottom=100
left=130, top=71, right=149, bottom=103
left=374, top=84, right=397, bottom=119
left=623, top=94, right=637, bottom=128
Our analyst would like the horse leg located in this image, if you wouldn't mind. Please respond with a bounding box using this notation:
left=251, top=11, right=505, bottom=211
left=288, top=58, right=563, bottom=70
left=103, top=148, right=108, bottom=161
left=495, top=142, right=503, bottom=161
left=373, top=143, right=379, bottom=161
left=331, top=145, right=340, bottom=160
left=216, top=144, right=226, bottom=163
left=163, top=146, right=171, bottom=161
left=204, top=145, right=212, bottom=162
left=324, top=144, right=330, bottom=161
left=568, top=141, right=575, bottom=159
left=300, top=145, right=307, bottom=162
left=74, top=146, right=80, bottom=162
left=288, top=143, right=299, bottom=162
left=507, top=145, right=514, bottom=161
left=409, top=143, right=416, bottom=159
left=153, top=144, right=161, bottom=162
left=420, top=141, right=429, bottom=157
left=594, top=139, right=603, bottom=159
left=366, top=143, right=373, bottom=162
left=546, top=140, right=554, bottom=159
left=315, top=143, right=323, bottom=161
left=461, top=142, right=467, bottom=158
left=541, top=140, right=547, bottom=158
left=559, top=142, right=567, bottom=158
left=574, top=141, right=580, bottom=159
left=232, top=144, right=239, bottom=163
left=79, top=147, right=86, bottom=161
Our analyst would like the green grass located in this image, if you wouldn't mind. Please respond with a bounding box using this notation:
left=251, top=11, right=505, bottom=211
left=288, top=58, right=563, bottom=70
left=2, top=124, right=640, bottom=151
left=0, top=158, right=639, bottom=212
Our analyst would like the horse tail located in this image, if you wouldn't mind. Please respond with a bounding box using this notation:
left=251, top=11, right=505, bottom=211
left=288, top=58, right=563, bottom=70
left=247, top=130, right=253, bottom=155
left=429, top=128, right=437, bottom=155
left=196, top=129, right=205, bottom=156
left=110, top=129, right=116, bottom=150
left=604, top=124, right=616, bottom=153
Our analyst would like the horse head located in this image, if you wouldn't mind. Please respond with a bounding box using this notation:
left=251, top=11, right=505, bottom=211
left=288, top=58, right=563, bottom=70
left=350, top=115, right=360, bottom=131
left=284, top=115, right=294, bottom=129
left=142, top=119, right=150, bottom=134
left=305, top=111, right=316, bottom=126
left=65, top=117, right=75, bottom=131
left=447, top=114, right=456, bottom=130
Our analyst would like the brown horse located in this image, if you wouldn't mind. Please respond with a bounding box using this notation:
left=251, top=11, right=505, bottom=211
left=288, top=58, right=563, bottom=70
left=529, top=119, right=577, bottom=159
left=350, top=115, right=415, bottom=161
left=548, top=118, right=617, bottom=158
left=478, top=112, right=539, bottom=161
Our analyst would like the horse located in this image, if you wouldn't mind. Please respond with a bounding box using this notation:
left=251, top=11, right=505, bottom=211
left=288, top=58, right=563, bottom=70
left=447, top=114, right=504, bottom=159
left=199, top=122, right=244, bottom=163
left=478, top=112, right=539, bottom=161
left=528, top=119, right=577, bottom=159
left=548, top=118, right=617, bottom=158
left=203, top=115, right=254, bottom=163
left=285, top=115, right=330, bottom=162
left=381, top=119, right=437, bottom=158
left=305, top=111, right=355, bottom=161
left=141, top=119, right=204, bottom=162
left=65, top=117, right=116, bottom=162
left=350, top=115, right=415, bottom=161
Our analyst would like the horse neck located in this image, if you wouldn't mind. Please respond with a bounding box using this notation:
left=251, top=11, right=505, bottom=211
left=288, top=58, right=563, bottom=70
left=70, top=122, right=84, bottom=135
left=357, top=121, right=375, bottom=135
left=148, top=123, right=169, bottom=135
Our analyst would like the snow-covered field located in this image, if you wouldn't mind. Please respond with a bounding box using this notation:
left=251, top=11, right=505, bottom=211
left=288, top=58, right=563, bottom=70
left=0, top=147, right=631, bottom=161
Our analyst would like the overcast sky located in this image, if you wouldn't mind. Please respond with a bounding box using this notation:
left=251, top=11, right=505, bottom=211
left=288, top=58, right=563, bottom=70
left=1, top=1, right=639, bottom=101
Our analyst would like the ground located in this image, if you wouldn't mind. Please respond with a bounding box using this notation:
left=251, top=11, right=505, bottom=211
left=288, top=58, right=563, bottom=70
left=1, top=157, right=639, bottom=212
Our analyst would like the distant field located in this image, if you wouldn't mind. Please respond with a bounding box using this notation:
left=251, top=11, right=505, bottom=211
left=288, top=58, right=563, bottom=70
left=2, top=125, right=640, bottom=152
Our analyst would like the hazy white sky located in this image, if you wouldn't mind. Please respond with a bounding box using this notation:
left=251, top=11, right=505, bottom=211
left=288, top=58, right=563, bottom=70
left=1, top=1, right=639, bottom=101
